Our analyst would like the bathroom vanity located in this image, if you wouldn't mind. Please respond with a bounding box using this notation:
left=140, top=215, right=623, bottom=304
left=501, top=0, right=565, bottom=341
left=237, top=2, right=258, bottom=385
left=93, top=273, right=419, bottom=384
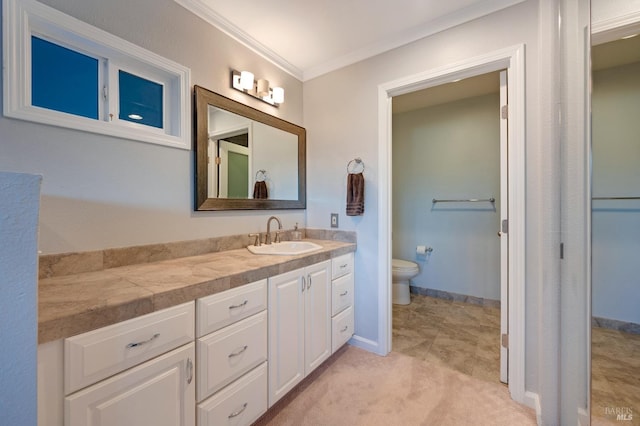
left=37, top=238, right=355, bottom=426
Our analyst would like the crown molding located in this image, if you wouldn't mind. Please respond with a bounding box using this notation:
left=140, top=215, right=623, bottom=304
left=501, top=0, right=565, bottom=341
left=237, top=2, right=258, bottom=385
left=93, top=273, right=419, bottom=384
left=174, top=0, right=304, bottom=80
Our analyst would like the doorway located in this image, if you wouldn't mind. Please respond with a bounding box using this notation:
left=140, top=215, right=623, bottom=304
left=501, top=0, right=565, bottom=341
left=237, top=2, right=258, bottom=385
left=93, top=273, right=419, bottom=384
left=390, top=71, right=506, bottom=384
left=377, top=45, right=527, bottom=403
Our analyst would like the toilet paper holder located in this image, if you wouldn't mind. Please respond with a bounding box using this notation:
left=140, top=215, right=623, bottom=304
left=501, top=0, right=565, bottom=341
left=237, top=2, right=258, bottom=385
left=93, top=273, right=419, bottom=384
left=416, top=245, right=433, bottom=254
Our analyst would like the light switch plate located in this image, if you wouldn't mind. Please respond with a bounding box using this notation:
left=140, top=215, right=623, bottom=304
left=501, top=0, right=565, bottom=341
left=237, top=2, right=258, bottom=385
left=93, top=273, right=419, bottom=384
left=330, top=213, right=339, bottom=228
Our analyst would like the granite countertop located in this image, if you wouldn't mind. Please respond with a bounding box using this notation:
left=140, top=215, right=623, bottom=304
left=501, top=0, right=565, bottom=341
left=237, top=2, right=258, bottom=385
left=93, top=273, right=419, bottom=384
left=39, top=239, right=356, bottom=344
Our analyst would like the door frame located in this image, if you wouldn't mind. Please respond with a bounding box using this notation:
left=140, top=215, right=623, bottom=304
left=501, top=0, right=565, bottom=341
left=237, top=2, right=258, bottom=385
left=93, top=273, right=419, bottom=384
left=376, top=44, right=526, bottom=403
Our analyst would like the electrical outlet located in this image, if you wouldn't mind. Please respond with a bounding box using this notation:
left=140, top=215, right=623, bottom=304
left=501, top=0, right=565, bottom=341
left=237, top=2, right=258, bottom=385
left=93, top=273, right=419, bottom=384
left=330, top=213, right=339, bottom=228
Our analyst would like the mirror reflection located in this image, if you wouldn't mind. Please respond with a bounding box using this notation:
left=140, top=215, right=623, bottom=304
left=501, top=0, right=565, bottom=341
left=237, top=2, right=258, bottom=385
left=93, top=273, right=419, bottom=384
left=207, top=105, right=299, bottom=200
left=195, top=85, right=306, bottom=210
left=591, top=33, right=640, bottom=423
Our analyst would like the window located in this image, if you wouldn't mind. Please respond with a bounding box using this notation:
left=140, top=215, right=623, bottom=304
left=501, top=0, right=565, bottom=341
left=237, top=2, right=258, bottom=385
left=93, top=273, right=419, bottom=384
left=118, top=70, right=163, bottom=129
left=4, top=0, right=190, bottom=149
left=31, top=36, right=100, bottom=120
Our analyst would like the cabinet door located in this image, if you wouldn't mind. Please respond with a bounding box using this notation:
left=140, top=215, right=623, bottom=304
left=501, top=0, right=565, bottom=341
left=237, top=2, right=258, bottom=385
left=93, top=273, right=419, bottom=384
left=304, top=260, right=332, bottom=376
left=65, top=343, right=195, bottom=426
left=268, top=268, right=305, bottom=407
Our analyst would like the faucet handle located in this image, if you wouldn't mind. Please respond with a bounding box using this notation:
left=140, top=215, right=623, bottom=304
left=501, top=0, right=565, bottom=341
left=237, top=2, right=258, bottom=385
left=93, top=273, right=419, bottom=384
left=248, top=233, right=261, bottom=246
left=274, top=231, right=282, bottom=243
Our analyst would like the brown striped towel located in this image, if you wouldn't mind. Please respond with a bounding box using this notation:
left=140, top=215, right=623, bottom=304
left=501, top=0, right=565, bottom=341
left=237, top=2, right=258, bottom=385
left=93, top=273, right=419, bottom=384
left=346, top=173, right=364, bottom=216
left=253, top=181, right=268, bottom=199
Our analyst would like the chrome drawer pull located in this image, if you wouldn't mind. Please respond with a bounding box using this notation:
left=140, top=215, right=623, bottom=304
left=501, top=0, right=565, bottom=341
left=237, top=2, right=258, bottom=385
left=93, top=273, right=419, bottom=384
left=228, top=345, right=248, bottom=358
left=302, top=276, right=306, bottom=292
left=126, top=333, right=160, bottom=349
left=228, top=402, right=248, bottom=419
left=340, top=325, right=349, bottom=332
left=229, top=300, right=248, bottom=310
left=186, top=357, right=193, bottom=384
left=340, top=264, right=348, bottom=269
left=340, top=290, right=348, bottom=296
left=307, top=274, right=312, bottom=290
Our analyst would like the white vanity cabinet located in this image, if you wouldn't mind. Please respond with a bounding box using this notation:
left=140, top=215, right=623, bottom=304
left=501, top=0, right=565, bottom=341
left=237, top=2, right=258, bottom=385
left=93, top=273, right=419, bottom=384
left=331, top=253, right=355, bottom=353
left=196, top=279, right=268, bottom=426
left=268, top=260, right=332, bottom=407
left=63, top=302, right=196, bottom=426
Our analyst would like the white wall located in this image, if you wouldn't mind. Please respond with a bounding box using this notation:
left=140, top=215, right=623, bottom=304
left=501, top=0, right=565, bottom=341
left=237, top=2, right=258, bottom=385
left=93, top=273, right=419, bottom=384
left=392, top=93, right=501, bottom=300
left=0, top=0, right=305, bottom=254
left=0, top=172, right=41, bottom=426
left=303, top=0, right=545, bottom=396
left=592, top=61, right=640, bottom=325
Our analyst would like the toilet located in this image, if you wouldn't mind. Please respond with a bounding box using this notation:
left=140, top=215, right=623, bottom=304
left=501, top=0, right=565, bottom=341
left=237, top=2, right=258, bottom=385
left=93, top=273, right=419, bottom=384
left=392, top=259, right=420, bottom=305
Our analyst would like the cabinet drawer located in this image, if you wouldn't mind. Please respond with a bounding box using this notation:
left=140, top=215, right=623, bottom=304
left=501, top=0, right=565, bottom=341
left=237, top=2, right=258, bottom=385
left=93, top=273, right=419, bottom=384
left=66, top=342, right=195, bottom=426
left=332, top=253, right=353, bottom=279
left=197, top=311, right=267, bottom=402
left=65, top=302, right=195, bottom=395
left=197, top=362, right=267, bottom=426
left=196, top=279, right=267, bottom=337
left=332, top=305, right=354, bottom=353
left=331, top=273, right=353, bottom=316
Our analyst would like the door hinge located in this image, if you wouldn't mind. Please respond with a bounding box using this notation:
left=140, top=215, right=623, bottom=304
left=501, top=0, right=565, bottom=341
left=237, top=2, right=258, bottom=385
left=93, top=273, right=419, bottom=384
left=103, top=85, right=108, bottom=101
left=501, top=333, right=509, bottom=348
left=560, top=242, right=564, bottom=259
left=501, top=219, right=508, bottom=234
left=215, top=157, right=222, bottom=165
left=501, top=105, right=508, bottom=119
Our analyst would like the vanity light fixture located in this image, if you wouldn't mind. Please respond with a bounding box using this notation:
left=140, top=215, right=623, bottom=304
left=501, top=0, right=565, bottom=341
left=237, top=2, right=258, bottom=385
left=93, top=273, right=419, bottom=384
left=231, top=70, right=285, bottom=107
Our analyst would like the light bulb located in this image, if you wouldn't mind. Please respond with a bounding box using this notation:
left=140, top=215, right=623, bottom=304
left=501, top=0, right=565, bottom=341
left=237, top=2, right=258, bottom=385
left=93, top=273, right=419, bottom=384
left=272, top=87, right=284, bottom=104
left=240, top=71, right=254, bottom=90
left=257, top=79, right=270, bottom=97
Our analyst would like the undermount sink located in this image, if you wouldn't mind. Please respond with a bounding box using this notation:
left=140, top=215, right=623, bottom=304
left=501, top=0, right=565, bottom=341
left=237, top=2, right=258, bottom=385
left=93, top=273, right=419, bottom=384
left=247, top=241, right=323, bottom=256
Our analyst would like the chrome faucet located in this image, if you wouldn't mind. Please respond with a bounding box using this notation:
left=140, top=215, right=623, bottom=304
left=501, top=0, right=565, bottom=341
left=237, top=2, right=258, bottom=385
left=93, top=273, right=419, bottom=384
left=265, top=216, right=282, bottom=244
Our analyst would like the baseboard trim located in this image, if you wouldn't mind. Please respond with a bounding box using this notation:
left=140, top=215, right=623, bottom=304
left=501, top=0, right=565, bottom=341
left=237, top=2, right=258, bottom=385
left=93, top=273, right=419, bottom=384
left=348, top=335, right=383, bottom=355
left=578, top=407, right=590, bottom=426
left=592, top=316, right=640, bottom=335
left=524, top=391, right=541, bottom=426
left=410, top=285, right=501, bottom=308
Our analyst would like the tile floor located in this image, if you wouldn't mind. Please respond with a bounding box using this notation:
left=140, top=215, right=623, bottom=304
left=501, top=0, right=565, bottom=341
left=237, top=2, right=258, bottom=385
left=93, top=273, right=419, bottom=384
left=392, top=293, right=503, bottom=384
left=591, top=326, right=640, bottom=424
left=392, top=293, right=640, bottom=424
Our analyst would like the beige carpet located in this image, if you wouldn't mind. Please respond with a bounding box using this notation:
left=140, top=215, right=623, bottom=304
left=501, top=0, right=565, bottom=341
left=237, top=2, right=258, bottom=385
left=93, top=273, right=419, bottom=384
left=255, top=345, right=536, bottom=426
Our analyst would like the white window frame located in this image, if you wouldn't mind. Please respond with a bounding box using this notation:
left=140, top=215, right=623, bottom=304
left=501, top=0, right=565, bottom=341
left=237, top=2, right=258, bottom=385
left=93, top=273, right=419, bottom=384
left=3, top=0, right=191, bottom=150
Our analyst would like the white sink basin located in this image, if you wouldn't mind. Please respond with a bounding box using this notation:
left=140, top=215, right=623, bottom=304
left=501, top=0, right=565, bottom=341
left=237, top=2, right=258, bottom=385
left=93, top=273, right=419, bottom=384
left=247, top=241, right=323, bottom=255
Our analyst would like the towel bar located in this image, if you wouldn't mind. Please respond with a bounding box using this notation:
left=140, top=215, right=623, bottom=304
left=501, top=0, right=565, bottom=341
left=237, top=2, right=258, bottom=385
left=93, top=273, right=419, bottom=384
left=432, top=197, right=495, bottom=204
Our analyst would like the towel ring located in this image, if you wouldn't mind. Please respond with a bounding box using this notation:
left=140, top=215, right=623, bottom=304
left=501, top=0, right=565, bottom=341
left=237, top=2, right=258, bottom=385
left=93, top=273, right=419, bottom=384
left=255, top=169, right=267, bottom=182
left=347, top=158, right=365, bottom=174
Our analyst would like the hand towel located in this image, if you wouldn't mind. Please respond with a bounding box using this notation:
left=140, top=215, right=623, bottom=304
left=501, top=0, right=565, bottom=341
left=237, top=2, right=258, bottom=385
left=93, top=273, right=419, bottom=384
left=253, top=181, right=268, bottom=199
left=346, top=172, right=364, bottom=216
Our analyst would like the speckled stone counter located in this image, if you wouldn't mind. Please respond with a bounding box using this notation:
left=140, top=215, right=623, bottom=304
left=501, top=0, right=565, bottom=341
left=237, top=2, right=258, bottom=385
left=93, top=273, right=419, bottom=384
left=39, top=238, right=355, bottom=344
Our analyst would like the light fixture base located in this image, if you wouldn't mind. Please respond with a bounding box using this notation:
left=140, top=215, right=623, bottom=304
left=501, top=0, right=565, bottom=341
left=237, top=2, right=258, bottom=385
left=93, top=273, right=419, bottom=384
left=231, top=70, right=282, bottom=107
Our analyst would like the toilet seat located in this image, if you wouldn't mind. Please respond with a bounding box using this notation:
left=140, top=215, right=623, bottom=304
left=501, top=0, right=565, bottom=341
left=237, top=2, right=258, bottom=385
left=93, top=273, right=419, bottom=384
left=392, top=258, right=418, bottom=272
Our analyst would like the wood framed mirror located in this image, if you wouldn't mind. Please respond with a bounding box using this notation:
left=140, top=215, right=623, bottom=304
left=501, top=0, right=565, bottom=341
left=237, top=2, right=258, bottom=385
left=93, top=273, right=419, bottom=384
left=194, top=85, right=306, bottom=210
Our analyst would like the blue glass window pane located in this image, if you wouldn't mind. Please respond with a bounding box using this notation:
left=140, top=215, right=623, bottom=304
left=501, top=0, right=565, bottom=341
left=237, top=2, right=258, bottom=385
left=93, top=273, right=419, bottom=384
left=118, top=70, right=163, bottom=129
left=31, top=36, right=99, bottom=120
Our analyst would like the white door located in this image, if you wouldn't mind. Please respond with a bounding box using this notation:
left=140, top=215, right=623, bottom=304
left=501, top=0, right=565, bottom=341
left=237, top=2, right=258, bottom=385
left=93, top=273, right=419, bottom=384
left=268, top=268, right=305, bottom=407
left=304, top=261, right=332, bottom=375
left=499, top=70, right=509, bottom=384
left=65, top=343, right=195, bottom=426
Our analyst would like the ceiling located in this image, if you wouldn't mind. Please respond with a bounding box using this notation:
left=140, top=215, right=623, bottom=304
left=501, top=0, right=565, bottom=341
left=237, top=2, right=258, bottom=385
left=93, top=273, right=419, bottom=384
left=176, top=0, right=525, bottom=81
left=175, top=0, right=640, bottom=113
left=592, top=34, right=640, bottom=71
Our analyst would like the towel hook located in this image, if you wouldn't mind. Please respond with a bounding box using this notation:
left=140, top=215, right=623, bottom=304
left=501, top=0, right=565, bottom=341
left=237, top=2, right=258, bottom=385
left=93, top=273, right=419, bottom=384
left=347, top=158, right=365, bottom=174
left=255, top=169, right=267, bottom=182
